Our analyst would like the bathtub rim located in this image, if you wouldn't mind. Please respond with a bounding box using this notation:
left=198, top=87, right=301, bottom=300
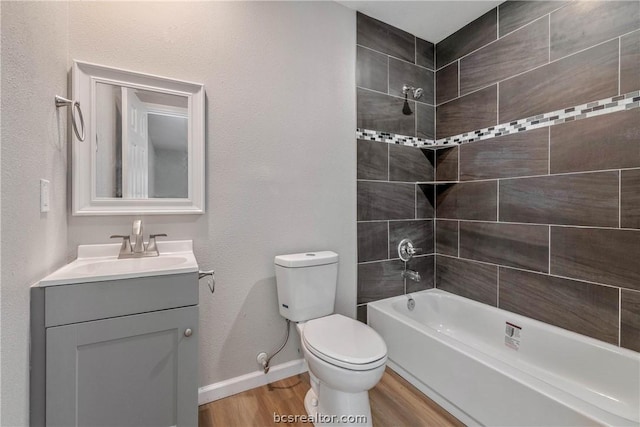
left=367, top=289, right=640, bottom=426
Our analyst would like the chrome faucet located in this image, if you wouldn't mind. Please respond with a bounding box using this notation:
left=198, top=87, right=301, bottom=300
left=398, top=238, right=421, bottom=262
left=110, top=220, right=167, bottom=258
left=401, top=269, right=421, bottom=282
left=132, top=220, right=144, bottom=254
left=397, top=239, right=421, bottom=282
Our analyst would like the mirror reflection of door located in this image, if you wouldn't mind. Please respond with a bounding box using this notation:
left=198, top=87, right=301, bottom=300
left=122, top=87, right=149, bottom=199
left=94, top=83, right=188, bottom=200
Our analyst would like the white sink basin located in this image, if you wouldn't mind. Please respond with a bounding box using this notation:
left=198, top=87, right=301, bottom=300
left=39, top=240, right=199, bottom=286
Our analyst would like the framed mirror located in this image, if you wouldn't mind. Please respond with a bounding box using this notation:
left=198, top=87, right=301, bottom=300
left=72, top=60, right=205, bottom=215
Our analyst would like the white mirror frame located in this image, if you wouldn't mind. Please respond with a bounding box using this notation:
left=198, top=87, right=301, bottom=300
left=72, top=60, right=205, bottom=215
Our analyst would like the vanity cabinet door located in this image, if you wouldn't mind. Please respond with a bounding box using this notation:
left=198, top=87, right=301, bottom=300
left=46, top=306, right=198, bottom=427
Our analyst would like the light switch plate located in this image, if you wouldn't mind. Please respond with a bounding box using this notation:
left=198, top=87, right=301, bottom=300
left=40, top=179, right=50, bottom=213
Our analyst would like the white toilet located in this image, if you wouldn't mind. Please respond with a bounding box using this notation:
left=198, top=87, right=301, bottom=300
left=275, top=251, right=387, bottom=427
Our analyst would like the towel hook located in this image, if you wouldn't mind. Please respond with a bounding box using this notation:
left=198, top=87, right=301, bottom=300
left=55, top=95, right=85, bottom=142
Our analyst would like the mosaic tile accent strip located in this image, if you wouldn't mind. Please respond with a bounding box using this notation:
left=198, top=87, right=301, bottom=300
left=356, top=129, right=436, bottom=147
left=357, top=90, right=640, bottom=149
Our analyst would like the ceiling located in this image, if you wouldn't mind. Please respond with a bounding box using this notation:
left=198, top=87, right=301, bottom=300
left=337, top=1, right=503, bottom=43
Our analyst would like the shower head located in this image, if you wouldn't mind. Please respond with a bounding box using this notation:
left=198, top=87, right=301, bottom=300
left=402, top=84, right=424, bottom=100
left=402, top=94, right=413, bottom=115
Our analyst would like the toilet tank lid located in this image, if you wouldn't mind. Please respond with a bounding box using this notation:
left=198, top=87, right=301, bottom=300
left=274, top=251, right=338, bottom=268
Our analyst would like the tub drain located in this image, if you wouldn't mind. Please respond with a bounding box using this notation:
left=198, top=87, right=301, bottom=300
left=407, top=297, right=415, bottom=311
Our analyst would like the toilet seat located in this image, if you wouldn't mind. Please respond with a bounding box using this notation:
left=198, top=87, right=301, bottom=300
left=302, top=314, right=387, bottom=371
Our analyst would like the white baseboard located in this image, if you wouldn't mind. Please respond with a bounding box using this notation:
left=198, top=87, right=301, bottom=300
left=198, top=359, right=308, bottom=405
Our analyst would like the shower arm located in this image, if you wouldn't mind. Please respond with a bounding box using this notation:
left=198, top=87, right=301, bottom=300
left=402, top=84, right=424, bottom=100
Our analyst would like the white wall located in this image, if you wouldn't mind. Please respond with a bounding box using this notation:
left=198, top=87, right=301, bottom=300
left=1, top=2, right=69, bottom=425
left=2, top=2, right=356, bottom=424
left=152, top=148, right=188, bottom=198
left=1, top=2, right=3, bottom=421
left=66, top=1, right=356, bottom=391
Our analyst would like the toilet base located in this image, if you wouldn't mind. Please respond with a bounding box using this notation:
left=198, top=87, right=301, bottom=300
left=303, top=384, right=373, bottom=427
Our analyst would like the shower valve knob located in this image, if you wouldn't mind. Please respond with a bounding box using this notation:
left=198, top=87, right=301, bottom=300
left=398, top=239, right=420, bottom=262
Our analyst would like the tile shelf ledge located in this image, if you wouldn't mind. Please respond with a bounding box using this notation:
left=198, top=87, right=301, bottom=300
left=357, top=89, right=640, bottom=149
left=416, top=181, right=458, bottom=185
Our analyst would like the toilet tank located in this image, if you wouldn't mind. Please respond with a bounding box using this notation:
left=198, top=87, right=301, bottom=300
left=274, top=251, right=339, bottom=322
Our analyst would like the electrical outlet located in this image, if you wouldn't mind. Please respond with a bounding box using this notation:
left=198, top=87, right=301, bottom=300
left=40, top=179, right=50, bottom=213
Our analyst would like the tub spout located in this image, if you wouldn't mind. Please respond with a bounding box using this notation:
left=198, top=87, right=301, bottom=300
left=401, top=269, right=421, bottom=282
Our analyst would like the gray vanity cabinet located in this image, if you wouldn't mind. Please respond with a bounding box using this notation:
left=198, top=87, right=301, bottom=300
left=31, top=273, right=199, bottom=427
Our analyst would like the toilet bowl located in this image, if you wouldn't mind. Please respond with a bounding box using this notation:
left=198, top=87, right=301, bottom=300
left=297, top=315, right=387, bottom=427
left=274, top=251, right=388, bottom=427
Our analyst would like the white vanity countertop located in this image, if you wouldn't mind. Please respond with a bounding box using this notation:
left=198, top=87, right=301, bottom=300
left=38, top=240, right=199, bottom=287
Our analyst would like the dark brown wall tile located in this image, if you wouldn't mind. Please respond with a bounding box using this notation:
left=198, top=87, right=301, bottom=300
left=357, top=12, right=415, bottom=63
left=356, top=304, right=368, bottom=324
left=621, top=290, right=640, bottom=352
left=357, top=181, right=415, bottom=221
left=436, top=9, right=497, bottom=68
left=499, top=1, right=569, bottom=37
left=389, top=220, right=434, bottom=258
left=357, top=260, right=404, bottom=303
left=499, top=172, right=620, bottom=227
left=357, top=139, right=388, bottom=180
left=416, top=184, right=435, bottom=219
left=416, top=38, right=435, bottom=70
left=436, top=220, right=458, bottom=256
left=436, top=181, right=497, bottom=221
left=416, top=103, right=435, bottom=140
left=550, top=1, right=639, bottom=60
left=551, top=227, right=640, bottom=291
left=436, top=85, right=497, bottom=138
left=459, top=222, right=549, bottom=272
left=436, top=62, right=458, bottom=105
left=550, top=108, right=640, bottom=174
left=436, top=147, right=458, bottom=182
left=389, top=58, right=434, bottom=104
left=620, top=30, right=640, bottom=94
left=499, top=40, right=619, bottom=123
left=357, top=222, right=388, bottom=263
left=460, top=127, right=548, bottom=180
left=621, top=169, right=640, bottom=229
left=357, top=88, right=415, bottom=136
left=460, top=17, right=549, bottom=96
left=389, top=145, right=434, bottom=182
left=499, top=268, right=619, bottom=344
left=436, top=256, right=497, bottom=305
left=407, top=255, right=435, bottom=292
left=357, top=46, right=388, bottom=93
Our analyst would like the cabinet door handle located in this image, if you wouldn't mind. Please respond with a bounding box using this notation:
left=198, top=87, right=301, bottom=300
left=184, top=328, right=193, bottom=337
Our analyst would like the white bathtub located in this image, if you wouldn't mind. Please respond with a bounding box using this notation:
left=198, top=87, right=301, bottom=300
left=368, top=289, right=640, bottom=427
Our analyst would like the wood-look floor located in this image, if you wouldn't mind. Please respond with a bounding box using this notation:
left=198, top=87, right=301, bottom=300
left=199, top=368, right=464, bottom=427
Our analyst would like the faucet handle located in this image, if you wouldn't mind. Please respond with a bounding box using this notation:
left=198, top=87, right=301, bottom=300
left=407, top=245, right=422, bottom=255
left=147, top=233, right=167, bottom=254
left=398, top=238, right=421, bottom=261
left=110, top=235, right=132, bottom=253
